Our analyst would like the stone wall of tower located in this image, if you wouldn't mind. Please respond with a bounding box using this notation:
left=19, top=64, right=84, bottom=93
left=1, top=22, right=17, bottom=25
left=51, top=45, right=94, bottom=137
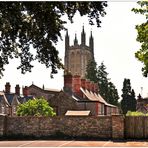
left=64, top=26, right=94, bottom=78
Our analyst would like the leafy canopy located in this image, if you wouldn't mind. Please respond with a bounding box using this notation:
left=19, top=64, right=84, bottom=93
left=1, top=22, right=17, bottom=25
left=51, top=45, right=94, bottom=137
left=132, top=1, right=148, bottom=77
left=0, top=2, right=107, bottom=78
left=16, top=97, right=56, bottom=116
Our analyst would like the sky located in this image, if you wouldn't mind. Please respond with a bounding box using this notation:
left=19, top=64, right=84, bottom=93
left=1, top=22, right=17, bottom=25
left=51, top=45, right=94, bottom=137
left=0, top=1, right=148, bottom=99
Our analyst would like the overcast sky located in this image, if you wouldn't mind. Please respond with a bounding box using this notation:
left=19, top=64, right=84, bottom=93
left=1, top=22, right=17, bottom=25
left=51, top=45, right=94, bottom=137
left=0, top=1, right=148, bottom=99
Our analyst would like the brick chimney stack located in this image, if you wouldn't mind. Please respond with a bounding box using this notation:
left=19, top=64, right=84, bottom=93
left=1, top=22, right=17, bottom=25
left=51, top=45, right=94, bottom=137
left=5, top=82, right=11, bottom=94
left=81, top=78, right=86, bottom=90
left=90, top=81, right=94, bottom=92
left=73, top=75, right=82, bottom=97
left=85, top=80, right=91, bottom=91
left=23, top=86, right=29, bottom=96
left=15, top=84, right=20, bottom=95
left=94, top=83, right=99, bottom=94
left=64, top=74, right=73, bottom=92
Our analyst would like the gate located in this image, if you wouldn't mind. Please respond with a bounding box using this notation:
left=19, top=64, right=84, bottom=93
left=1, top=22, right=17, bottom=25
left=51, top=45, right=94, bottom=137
left=125, top=116, right=148, bottom=139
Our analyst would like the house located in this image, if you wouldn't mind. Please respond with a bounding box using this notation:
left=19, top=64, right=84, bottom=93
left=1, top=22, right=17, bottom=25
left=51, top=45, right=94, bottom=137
left=0, top=82, right=34, bottom=116
left=28, top=84, right=61, bottom=100
left=136, top=95, right=148, bottom=114
left=15, top=74, right=118, bottom=116
left=0, top=91, right=10, bottom=115
left=63, top=74, right=119, bottom=116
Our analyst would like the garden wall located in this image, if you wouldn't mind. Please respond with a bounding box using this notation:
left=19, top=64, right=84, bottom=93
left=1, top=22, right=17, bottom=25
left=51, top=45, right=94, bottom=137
left=0, top=115, right=124, bottom=139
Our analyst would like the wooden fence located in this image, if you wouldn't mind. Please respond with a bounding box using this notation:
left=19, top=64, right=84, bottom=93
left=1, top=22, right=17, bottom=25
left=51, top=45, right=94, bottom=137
left=125, top=116, right=148, bottom=139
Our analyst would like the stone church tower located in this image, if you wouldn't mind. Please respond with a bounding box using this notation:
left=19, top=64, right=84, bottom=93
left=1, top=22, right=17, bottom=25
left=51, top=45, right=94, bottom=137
left=64, top=26, right=94, bottom=78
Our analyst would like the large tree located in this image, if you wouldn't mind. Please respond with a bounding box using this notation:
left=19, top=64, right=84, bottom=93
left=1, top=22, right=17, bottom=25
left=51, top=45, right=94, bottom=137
left=121, top=78, right=137, bottom=114
left=0, top=2, right=107, bottom=78
left=97, top=62, right=109, bottom=102
left=86, top=60, right=98, bottom=83
left=132, top=1, right=148, bottom=77
left=86, top=61, right=119, bottom=106
left=107, top=81, right=120, bottom=106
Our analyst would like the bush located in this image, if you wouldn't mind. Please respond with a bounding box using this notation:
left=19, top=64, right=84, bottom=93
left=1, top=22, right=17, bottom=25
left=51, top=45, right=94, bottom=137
left=16, top=97, right=56, bottom=116
left=126, top=111, right=147, bottom=116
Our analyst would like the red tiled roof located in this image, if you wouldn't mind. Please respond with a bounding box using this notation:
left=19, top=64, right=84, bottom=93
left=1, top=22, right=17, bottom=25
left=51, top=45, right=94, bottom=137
left=80, top=87, right=117, bottom=108
left=80, top=87, right=101, bottom=102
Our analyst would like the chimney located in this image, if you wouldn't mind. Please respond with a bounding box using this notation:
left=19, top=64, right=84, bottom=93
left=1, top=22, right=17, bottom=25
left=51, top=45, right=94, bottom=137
left=5, top=82, right=11, bottom=94
left=73, top=75, right=82, bottom=97
left=90, top=81, right=94, bottom=93
left=23, top=86, right=29, bottom=96
left=81, top=78, right=86, bottom=90
left=94, top=83, right=99, bottom=94
left=64, top=74, right=73, bottom=92
left=15, top=84, right=20, bottom=95
left=85, top=80, right=91, bottom=91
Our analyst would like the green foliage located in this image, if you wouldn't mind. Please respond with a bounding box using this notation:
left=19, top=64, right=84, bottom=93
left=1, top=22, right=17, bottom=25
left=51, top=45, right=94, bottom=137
left=132, top=1, right=148, bottom=77
left=86, top=60, right=98, bottom=83
left=16, top=97, right=56, bottom=116
left=97, top=62, right=109, bottom=102
left=121, top=79, right=137, bottom=114
left=0, top=2, right=107, bottom=78
left=86, top=61, right=120, bottom=106
left=126, top=111, right=147, bottom=116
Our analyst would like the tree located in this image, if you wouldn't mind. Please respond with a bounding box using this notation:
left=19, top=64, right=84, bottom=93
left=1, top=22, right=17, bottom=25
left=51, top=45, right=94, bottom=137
left=85, top=60, right=98, bottom=83
left=130, top=89, right=137, bottom=111
left=86, top=61, right=120, bottom=106
left=0, top=2, right=107, bottom=78
left=16, top=97, right=56, bottom=116
left=107, top=82, right=120, bottom=106
left=132, top=1, right=148, bottom=77
left=121, top=78, right=137, bottom=114
left=97, top=62, right=109, bottom=102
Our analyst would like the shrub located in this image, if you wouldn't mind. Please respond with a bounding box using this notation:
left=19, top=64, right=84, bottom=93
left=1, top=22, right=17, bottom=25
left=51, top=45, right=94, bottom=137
left=126, top=111, right=145, bottom=116
left=16, top=97, right=56, bottom=116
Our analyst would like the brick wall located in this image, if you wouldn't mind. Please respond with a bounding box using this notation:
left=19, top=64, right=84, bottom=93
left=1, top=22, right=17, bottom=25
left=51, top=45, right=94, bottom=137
left=0, top=115, right=124, bottom=139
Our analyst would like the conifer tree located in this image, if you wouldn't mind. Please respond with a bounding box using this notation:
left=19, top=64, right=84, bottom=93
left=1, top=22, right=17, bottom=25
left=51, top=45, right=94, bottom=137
left=130, top=89, right=137, bottom=111
left=108, top=82, right=120, bottom=106
left=86, top=60, right=98, bottom=83
left=121, top=78, right=137, bottom=114
left=97, top=62, right=109, bottom=102
left=86, top=61, right=119, bottom=105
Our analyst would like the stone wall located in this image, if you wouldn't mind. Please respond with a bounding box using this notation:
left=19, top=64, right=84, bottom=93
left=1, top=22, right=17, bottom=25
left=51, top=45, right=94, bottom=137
left=0, top=115, right=6, bottom=137
left=0, top=115, right=124, bottom=139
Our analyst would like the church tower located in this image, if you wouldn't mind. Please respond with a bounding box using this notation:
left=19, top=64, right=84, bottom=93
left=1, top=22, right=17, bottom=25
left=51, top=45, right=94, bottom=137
left=64, top=26, right=94, bottom=78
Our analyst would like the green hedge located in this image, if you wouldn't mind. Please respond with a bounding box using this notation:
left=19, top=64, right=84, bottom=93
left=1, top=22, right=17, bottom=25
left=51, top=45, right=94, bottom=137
left=126, top=111, right=148, bottom=116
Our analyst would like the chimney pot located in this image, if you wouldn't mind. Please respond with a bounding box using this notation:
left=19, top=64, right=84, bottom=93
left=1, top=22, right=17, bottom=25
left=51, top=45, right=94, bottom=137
left=81, top=78, right=86, bottom=90
left=23, top=86, right=29, bottom=96
left=5, top=82, right=11, bottom=94
left=15, top=84, right=20, bottom=95
left=85, top=80, right=91, bottom=91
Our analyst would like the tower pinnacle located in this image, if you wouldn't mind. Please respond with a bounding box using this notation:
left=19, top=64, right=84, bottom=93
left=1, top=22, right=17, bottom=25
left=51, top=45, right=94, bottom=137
left=74, top=33, right=78, bottom=45
left=89, top=30, right=94, bottom=59
left=81, top=25, right=86, bottom=46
